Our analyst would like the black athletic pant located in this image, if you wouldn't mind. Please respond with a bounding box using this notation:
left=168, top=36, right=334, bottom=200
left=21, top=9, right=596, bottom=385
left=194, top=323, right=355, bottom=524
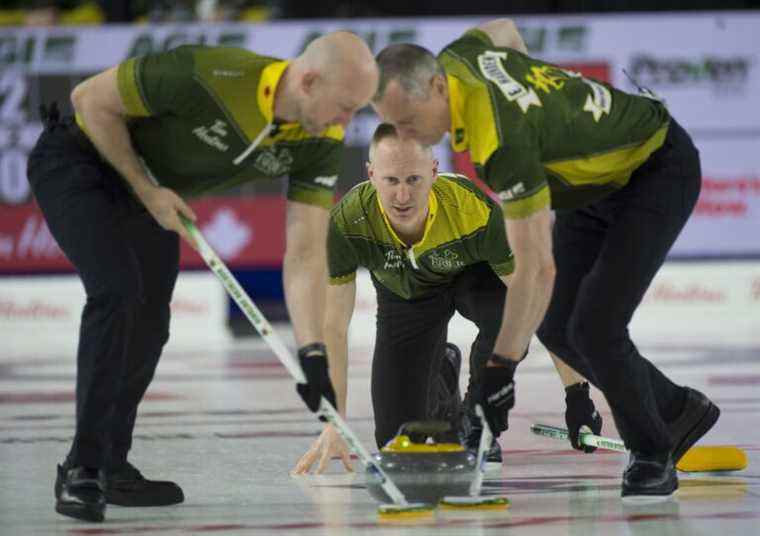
left=26, top=112, right=179, bottom=470
left=371, top=262, right=506, bottom=448
left=536, top=119, right=700, bottom=454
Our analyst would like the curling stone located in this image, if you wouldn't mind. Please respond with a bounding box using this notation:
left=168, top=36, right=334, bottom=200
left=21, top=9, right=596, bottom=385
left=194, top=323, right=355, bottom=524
left=366, top=420, right=477, bottom=504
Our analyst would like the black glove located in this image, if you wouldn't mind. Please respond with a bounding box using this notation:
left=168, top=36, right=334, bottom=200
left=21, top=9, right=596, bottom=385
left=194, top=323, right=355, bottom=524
left=295, top=343, right=337, bottom=422
left=565, top=381, right=603, bottom=453
left=479, top=355, right=519, bottom=435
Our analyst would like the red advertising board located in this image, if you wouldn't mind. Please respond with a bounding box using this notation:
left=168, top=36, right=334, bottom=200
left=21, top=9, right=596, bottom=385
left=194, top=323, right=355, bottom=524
left=0, top=196, right=287, bottom=274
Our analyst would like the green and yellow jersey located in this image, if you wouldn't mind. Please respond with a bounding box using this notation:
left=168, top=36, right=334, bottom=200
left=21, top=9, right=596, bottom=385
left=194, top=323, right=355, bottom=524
left=82, top=46, right=344, bottom=208
left=328, top=173, right=514, bottom=300
left=438, top=29, right=670, bottom=218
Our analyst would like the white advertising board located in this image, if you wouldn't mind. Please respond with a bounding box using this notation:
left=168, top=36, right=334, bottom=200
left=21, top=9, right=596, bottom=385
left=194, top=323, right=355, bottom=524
left=1, top=11, right=758, bottom=257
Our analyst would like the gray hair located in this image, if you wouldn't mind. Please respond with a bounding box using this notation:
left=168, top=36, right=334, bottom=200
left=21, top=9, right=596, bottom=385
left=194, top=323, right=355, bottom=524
left=374, top=44, right=444, bottom=101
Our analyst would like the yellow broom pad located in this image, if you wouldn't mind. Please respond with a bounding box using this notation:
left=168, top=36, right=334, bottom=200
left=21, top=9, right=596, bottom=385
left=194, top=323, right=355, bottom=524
left=677, top=446, right=748, bottom=472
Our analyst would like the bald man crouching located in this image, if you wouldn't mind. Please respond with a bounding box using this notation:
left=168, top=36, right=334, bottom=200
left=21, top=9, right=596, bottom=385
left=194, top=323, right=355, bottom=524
left=26, top=32, right=378, bottom=522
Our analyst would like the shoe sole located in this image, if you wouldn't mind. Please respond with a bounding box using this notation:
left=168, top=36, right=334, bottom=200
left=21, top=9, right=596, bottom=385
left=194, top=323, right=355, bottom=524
left=621, top=492, right=676, bottom=504
left=484, top=460, right=503, bottom=472
left=622, top=479, right=679, bottom=501
left=55, top=501, right=105, bottom=522
left=106, top=496, right=184, bottom=507
left=672, top=402, right=720, bottom=465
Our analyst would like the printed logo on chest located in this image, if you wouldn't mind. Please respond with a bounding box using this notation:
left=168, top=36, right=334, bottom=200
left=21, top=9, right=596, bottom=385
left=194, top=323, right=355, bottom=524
left=429, top=249, right=464, bottom=271
left=192, top=119, right=230, bottom=152
left=253, top=147, right=294, bottom=176
left=383, top=249, right=403, bottom=270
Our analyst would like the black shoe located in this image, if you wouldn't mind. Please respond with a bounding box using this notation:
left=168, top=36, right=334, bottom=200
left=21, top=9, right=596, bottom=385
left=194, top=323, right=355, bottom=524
left=668, top=387, right=720, bottom=465
left=106, top=462, right=184, bottom=507
left=464, top=424, right=502, bottom=467
left=621, top=451, right=678, bottom=499
left=485, top=437, right=503, bottom=466
left=55, top=464, right=106, bottom=522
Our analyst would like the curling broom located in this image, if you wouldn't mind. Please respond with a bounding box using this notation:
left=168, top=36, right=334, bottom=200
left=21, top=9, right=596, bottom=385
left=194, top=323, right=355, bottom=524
left=439, top=405, right=510, bottom=510
left=182, top=217, right=434, bottom=519
left=531, top=423, right=747, bottom=472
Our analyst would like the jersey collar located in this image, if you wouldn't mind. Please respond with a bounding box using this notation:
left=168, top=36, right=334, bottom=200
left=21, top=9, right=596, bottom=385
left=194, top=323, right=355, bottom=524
left=255, top=60, right=345, bottom=142
left=257, top=60, right=289, bottom=124
left=447, top=74, right=468, bottom=153
left=377, top=187, right=439, bottom=248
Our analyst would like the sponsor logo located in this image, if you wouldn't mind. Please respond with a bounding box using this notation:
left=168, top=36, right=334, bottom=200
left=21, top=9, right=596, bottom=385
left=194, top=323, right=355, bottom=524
left=0, top=34, right=75, bottom=65
left=314, top=175, right=338, bottom=188
left=520, top=65, right=611, bottom=121
left=202, top=208, right=252, bottom=260
left=525, top=65, right=566, bottom=94
left=169, top=298, right=209, bottom=316
left=695, top=177, right=760, bottom=218
left=192, top=119, right=230, bottom=152
left=252, top=147, right=293, bottom=176
left=428, top=249, right=464, bottom=271
left=581, top=78, right=612, bottom=122
left=478, top=51, right=541, bottom=113
left=561, top=69, right=611, bottom=122
left=628, top=55, right=751, bottom=89
left=383, top=249, right=403, bottom=270
left=0, top=71, right=42, bottom=204
left=43, top=35, right=76, bottom=63
left=0, top=299, right=69, bottom=319
left=487, top=383, right=514, bottom=404
left=498, top=182, right=526, bottom=202
left=16, top=215, right=62, bottom=259
left=645, top=282, right=726, bottom=304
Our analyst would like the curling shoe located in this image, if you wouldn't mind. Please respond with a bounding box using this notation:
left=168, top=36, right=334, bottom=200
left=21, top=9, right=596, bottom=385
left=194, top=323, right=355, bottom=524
left=55, top=464, right=106, bottom=522
left=485, top=438, right=503, bottom=466
left=621, top=451, right=678, bottom=500
left=106, top=461, right=184, bottom=506
left=464, top=426, right=503, bottom=467
left=668, top=387, right=720, bottom=465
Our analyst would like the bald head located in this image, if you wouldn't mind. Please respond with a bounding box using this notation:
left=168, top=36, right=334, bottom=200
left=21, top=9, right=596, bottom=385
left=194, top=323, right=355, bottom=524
left=300, top=31, right=378, bottom=82
left=287, top=31, right=379, bottom=135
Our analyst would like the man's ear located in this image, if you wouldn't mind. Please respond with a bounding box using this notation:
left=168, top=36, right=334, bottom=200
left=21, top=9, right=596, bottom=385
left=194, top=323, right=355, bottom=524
left=432, top=159, right=439, bottom=179
left=366, top=161, right=374, bottom=181
left=301, top=71, right=319, bottom=96
left=431, top=74, right=448, bottom=99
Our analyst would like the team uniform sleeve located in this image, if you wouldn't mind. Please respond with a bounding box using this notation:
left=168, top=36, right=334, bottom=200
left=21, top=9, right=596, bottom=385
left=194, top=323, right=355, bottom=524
left=480, top=204, right=515, bottom=276
left=327, top=215, right=359, bottom=285
left=116, top=47, right=198, bottom=118
left=444, top=27, right=494, bottom=53
left=287, top=126, right=345, bottom=209
left=483, top=143, right=551, bottom=219
left=463, top=27, right=496, bottom=47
